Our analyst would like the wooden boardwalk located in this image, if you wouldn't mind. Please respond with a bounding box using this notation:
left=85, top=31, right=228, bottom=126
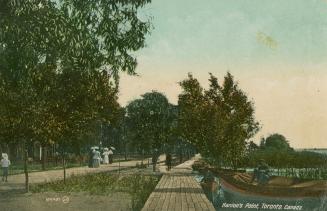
left=142, top=157, right=216, bottom=211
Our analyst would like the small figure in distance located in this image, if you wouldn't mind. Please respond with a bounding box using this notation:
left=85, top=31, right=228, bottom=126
left=108, top=148, right=114, bottom=164
left=92, top=148, right=100, bottom=168
left=1, top=153, right=11, bottom=182
left=165, top=152, right=172, bottom=171
left=102, top=148, right=109, bottom=165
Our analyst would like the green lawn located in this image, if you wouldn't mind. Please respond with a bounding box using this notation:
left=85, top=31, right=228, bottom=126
left=31, top=172, right=161, bottom=211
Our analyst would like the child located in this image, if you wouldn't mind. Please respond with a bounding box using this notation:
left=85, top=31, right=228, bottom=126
left=1, top=153, right=10, bottom=182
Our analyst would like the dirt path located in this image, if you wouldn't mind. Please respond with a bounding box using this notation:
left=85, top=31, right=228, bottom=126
left=0, top=155, right=170, bottom=211
left=0, top=155, right=165, bottom=192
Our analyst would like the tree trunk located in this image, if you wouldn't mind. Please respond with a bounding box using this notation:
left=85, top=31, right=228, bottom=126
left=24, top=146, right=29, bottom=193
left=9, top=144, right=16, bottom=163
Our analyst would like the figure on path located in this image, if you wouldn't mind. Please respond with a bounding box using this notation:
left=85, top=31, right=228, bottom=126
left=165, top=152, right=172, bottom=171
left=102, top=148, right=109, bottom=164
left=92, top=149, right=101, bottom=168
left=1, top=153, right=11, bottom=182
left=108, top=148, right=114, bottom=164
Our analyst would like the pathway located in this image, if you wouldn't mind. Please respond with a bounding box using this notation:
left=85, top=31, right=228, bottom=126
left=142, top=155, right=216, bottom=211
left=0, top=156, right=165, bottom=192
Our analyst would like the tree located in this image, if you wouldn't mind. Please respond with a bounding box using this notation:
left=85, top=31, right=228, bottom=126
left=247, top=141, right=259, bottom=152
left=0, top=0, right=152, bottom=190
left=260, top=133, right=293, bottom=151
left=178, top=72, right=260, bottom=168
left=125, top=91, right=176, bottom=154
left=0, top=0, right=152, bottom=78
left=178, top=74, right=208, bottom=155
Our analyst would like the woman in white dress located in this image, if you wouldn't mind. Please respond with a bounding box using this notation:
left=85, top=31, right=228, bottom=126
left=102, top=148, right=109, bottom=164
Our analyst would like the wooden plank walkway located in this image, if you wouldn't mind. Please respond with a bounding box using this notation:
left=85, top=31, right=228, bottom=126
left=142, top=157, right=216, bottom=211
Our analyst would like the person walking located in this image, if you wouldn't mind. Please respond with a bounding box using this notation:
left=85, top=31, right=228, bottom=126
left=96, top=150, right=101, bottom=167
left=108, top=148, right=114, bottom=164
left=165, top=152, right=172, bottom=171
left=102, top=148, right=109, bottom=164
left=92, top=149, right=100, bottom=168
left=1, top=153, right=10, bottom=182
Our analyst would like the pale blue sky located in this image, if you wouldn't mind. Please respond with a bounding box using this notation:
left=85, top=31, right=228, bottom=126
left=138, top=0, right=327, bottom=69
left=120, top=0, right=327, bottom=148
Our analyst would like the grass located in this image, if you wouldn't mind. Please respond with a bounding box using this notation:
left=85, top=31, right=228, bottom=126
left=31, top=172, right=161, bottom=211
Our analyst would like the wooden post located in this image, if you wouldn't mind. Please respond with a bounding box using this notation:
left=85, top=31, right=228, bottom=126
left=124, top=147, right=127, bottom=161
left=63, top=152, right=66, bottom=184
left=24, top=144, right=29, bottom=193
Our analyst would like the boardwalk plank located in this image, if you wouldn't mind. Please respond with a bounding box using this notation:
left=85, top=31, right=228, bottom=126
left=142, top=157, right=215, bottom=211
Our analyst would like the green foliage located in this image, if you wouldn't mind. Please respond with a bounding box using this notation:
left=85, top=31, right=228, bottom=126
left=0, top=0, right=152, bottom=154
left=125, top=91, right=177, bottom=153
left=178, top=72, right=260, bottom=168
left=260, top=133, right=293, bottom=151
left=31, top=172, right=160, bottom=211
left=0, top=0, right=152, bottom=77
left=244, top=134, right=327, bottom=180
left=245, top=148, right=327, bottom=171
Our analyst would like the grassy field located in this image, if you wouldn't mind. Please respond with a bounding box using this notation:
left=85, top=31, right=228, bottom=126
left=30, top=171, right=161, bottom=211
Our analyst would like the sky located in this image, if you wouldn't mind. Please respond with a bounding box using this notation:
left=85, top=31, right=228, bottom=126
left=118, top=0, right=327, bottom=148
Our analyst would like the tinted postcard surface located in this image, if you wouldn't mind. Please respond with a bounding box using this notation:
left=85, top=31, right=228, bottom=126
left=0, top=1, right=326, bottom=211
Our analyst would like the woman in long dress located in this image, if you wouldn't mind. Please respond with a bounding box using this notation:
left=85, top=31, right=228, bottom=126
left=108, top=149, right=114, bottom=164
left=93, top=150, right=101, bottom=168
left=102, top=148, right=109, bottom=164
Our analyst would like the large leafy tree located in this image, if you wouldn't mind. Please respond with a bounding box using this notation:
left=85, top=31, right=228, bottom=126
left=0, top=0, right=151, bottom=76
left=178, top=73, right=260, bottom=168
left=0, top=0, right=152, bottom=190
left=125, top=91, right=176, bottom=154
left=0, top=0, right=152, bottom=151
left=0, top=0, right=150, bottom=149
